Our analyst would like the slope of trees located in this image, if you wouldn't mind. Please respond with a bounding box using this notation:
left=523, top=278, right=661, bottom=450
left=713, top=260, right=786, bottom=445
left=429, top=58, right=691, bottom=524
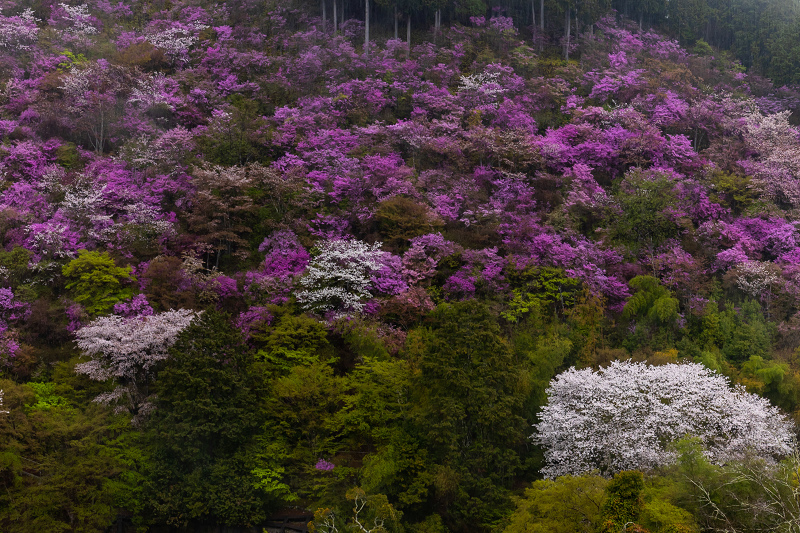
left=0, top=1, right=800, bottom=532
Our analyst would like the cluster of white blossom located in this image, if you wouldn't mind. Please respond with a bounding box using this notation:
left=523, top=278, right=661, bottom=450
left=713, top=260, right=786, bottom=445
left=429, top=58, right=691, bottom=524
left=123, top=203, right=175, bottom=236
left=61, top=181, right=107, bottom=217
left=58, top=61, right=123, bottom=116
left=117, top=127, right=194, bottom=171
left=36, top=164, right=67, bottom=195
left=89, top=203, right=175, bottom=244
left=145, top=24, right=207, bottom=64
left=117, top=135, right=160, bottom=169
left=58, top=67, right=93, bottom=106
left=534, top=360, right=794, bottom=478
left=0, top=8, right=39, bottom=51
left=735, top=260, right=780, bottom=297
left=295, top=239, right=383, bottom=317
left=57, top=3, right=98, bottom=36
left=26, top=222, right=77, bottom=260
left=127, top=73, right=176, bottom=110
left=0, top=389, right=7, bottom=414
left=457, top=71, right=506, bottom=97
left=75, top=308, right=198, bottom=422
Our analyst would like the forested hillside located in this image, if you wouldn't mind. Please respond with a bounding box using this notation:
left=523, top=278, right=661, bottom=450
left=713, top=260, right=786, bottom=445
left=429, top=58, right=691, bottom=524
left=1, top=0, right=800, bottom=532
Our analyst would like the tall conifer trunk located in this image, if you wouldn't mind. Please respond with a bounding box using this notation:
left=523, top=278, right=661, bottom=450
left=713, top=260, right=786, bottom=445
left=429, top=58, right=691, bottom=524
left=407, top=15, right=411, bottom=58
left=540, top=0, right=544, bottom=50
left=365, top=0, right=370, bottom=55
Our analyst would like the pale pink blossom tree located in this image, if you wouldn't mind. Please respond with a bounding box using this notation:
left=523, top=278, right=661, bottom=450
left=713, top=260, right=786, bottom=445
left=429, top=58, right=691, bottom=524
left=738, top=110, right=800, bottom=208
left=535, top=360, right=794, bottom=478
left=74, top=308, right=198, bottom=423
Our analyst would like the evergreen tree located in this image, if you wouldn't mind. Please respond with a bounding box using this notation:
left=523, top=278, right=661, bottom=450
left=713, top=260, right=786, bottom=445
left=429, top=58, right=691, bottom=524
left=140, top=312, right=273, bottom=528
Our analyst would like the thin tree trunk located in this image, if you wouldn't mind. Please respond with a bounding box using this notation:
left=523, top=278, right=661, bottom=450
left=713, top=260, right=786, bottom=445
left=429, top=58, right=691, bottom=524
left=365, top=0, right=370, bottom=56
left=531, top=0, right=536, bottom=27
left=639, top=10, right=643, bottom=31
left=540, top=0, right=544, bottom=30
left=334, top=0, right=337, bottom=32
left=341, top=0, right=344, bottom=26
left=322, top=0, right=327, bottom=31
left=434, top=9, right=440, bottom=45
left=407, top=14, right=411, bottom=58
left=540, top=0, right=544, bottom=50
left=564, top=7, right=570, bottom=60
left=394, top=3, right=398, bottom=39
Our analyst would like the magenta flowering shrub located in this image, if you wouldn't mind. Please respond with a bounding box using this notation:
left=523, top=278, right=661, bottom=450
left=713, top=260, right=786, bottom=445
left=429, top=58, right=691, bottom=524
left=402, top=233, right=459, bottom=285
left=314, top=459, right=335, bottom=471
left=443, top=248, right=506, bottom=300
left=260, top=230, right=310, bottom=279
left=0, top=287, right=29, bottom=363
left=112, top=293, right=154, bottom=318
left=235, top=305, right=273, bottom=342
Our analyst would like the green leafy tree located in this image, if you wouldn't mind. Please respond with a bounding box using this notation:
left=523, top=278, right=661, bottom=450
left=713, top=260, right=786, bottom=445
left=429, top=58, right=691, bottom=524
left=503, top=475, right=608, bottom=533
left=0, top=247, right=33, bottom=288
left=140, top=312, right=274, bottom=528
left=623, top=276, right=680, bottom=326
left=267, top=362, right=346, bottom=502
left=707, top=169, right=757, bottom=215
left=62, top=250, right=136, bottom=316
left=340, top=357, right=430, bottom=510
left=251, top=308, right=335, bottom=372
left=609, top=172, right=682, bottom=261
left=622, top=276, right=680, bottom=351
left=717, top=300, right=772, bottom=363
left=740, top=355, right=800, bottom=414
left=503, top=265, right=582, bottom=321
left=0, top=378, right=134, bottom=533
left=374, top=197, right=444, bottom=253
left=600, top=471, right=645, bottom=533
left=666, top=439, right=800, bottom=532
left=195, top=96, right=272, bottom=166
left=407, top=302, right=531, bottom=532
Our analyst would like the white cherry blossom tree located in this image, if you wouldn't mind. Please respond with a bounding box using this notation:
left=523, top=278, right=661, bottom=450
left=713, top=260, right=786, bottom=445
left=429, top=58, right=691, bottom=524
left=534, top=360, right=794, bottom=478
left=295, top=239, right=384, bottom=318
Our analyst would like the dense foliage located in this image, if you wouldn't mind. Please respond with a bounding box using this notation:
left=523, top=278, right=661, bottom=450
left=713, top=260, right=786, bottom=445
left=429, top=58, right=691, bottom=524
left=1, top=0, right=800, bottom=531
